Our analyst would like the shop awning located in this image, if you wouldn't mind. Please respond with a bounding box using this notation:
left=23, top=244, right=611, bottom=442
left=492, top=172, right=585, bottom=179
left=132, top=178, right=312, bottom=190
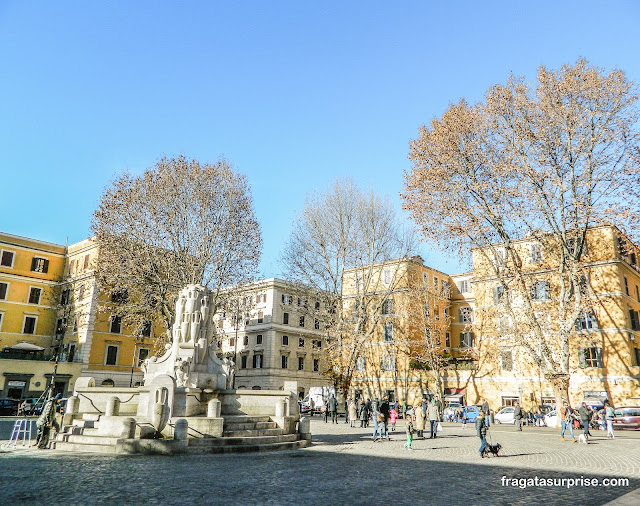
left=444, top=394, right=464, bottom=404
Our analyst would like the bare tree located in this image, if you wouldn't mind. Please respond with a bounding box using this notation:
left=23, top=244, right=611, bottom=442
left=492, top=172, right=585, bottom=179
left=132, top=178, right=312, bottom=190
left=92, top=155, right=262, bottom=344
left=281, top=179, right=417, bottom=393
left=403, top=59, right=640, bottom=404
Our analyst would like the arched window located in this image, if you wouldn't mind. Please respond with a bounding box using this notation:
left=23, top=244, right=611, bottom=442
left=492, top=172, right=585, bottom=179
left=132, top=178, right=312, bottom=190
left=101, top=379, right=115, bottom=387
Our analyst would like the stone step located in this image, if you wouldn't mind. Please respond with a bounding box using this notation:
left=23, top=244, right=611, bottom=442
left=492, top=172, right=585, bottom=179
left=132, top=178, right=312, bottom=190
left=222, top=415, right=271, bottom=423
left=188, top=439, right=309, bottom=454
left=188, top=434, right=299, bottom=447
left=72, top=419, right=95, bottom=429
left=222, top=428, right=285, bottom=437
left=60, top=434, right=121, bottom=446
left=82, top=413, right=101, bottom=422
left=223, top=421, right=277, bottom=431
left=50, top=440, right=117, bottom=454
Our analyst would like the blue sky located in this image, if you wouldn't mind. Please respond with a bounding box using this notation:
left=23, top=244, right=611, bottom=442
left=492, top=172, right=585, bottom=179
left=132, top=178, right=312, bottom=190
left=1, top=1, right=639, bottom=277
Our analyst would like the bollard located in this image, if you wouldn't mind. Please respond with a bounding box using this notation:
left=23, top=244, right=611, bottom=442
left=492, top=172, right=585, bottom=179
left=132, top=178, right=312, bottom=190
left=120, top=418, right=136, bottom=439
left=105, top=396, right=121, bottom=416
left=275, top=399, right=286, bottom=418
left=298, top=416, right=310, bottom=435
left=66, top=396, right=79, bottom=415
left=207, top=399, right=221, bottom=418
left=174, top=419, right=188, bottom=441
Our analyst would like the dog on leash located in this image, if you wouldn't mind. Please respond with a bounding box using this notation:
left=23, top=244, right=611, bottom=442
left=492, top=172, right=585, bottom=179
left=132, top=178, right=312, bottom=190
left=482, top=443, right=502, bottom=457
left=578, top=434, right=588, bottom=444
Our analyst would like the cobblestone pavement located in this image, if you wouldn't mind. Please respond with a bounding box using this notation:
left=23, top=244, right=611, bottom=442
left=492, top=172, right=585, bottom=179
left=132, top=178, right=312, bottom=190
left=1, top=419, right=639, bottom=505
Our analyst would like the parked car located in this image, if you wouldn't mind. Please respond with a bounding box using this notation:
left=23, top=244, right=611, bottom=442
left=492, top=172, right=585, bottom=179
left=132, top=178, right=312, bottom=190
left=0, top=398, right=20, bottom=416
left=544, top=410, right=558, bottom=428
left=494, top=406, right=516, bottom=424
left=612, top=407, right=640, bottom=430
left=462, top=405, right=480, bottom=422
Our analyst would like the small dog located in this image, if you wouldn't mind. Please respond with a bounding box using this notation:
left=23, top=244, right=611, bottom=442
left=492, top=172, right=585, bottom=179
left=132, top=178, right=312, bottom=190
left=483, top=443, right=502, bottom=457
left=578, top=434, right=588, bottom=444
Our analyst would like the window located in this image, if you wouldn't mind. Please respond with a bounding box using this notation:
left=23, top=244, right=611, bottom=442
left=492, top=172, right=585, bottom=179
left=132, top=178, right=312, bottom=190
left=28, top=287, right=42, bottom=304
left=444, top=307, right=450, bottom=318
left=383, top=324, right=394, bottom=342
left=240, top=335, right=247, bottom=346
left=283, top=312, right=289, bottom=324
left=493, top=285, right=505, bottom=304
left=281, top=355, right=288, bottom=369
left=635, top=348, right=640, bottom=367
left=68, top=259, right=76, bottom=275
left=55, top=317, right=66, bottom=336
left=138, top=348, right=150, bottom=366
left=530, top=280, right=551, bottom=300
left=111, top=289, right=128, bottom=303
left=629, top=309, right=640, bottom=331
left=73, top=315, right=78, bottom=332
left=313, top=358, right=320, bottom=372
left=433, top=276, right=439, bottom=291
left=445, top=332, right=451, bottom=347
left=381, top=351, right=396, bottom=372
left=23, top=316, right=37, bottom=334
left=256, top=334, right=263, bottom=345
left=67, top=344, right=76, bottom=362
left=257, top=311, right=264, bottom=324
left=580, top=347, right=603, bottom=368
left=575, top=311, right=599, bottom=330
left=0, top=312, right=3, bottom=331
left=141, top=321, right=152, bottom=337
left=241, top=355, right=248, bottom=369
left=355, top=356, right=366, bottom=372
left=493, top=249, right=505, bottom=269
left=253, top=354, right=263, bottom=368
left=457, top=280, right=469, bottom=294
left=110, top=316, right=122, bottom=334
left=299, top=338, right=305, bottom=348
left=299, top=316, right=305, bottom=327
left=624, top=277, right=630, bottom=296
left=83, top=254, right=90, bottom=269
left=281, top=294, right=292, bottom=305
left=105, top=345, right=119, bottom=365
left=423, top=272, right=429, bottom=286
left=381, top=298, right=394, bottom=315
left=460, top=331, right=475, bottom=348
left=636, top=286, right=640, bottom=303
left=441, top=280, right=450, bottom=296
left=60, top=288, right=70, bottom=305
left=312, top=339, right=322, bottom=350
left=529, top=243, right=543, bottom=264
left=31, top=257, right=49, bottom=273
left=78, top=285, right=85, bottom=300
left=298, top=356, right=305, bottom=371
left=314, top=319, right=320, bottom=330
left=282, top=335, right=289, bottom=346
left=1, top=250, right=15, bottom=268
left=229, top=337, right=235, bottom=347
left=498, top=315, right=513, bottom=331
left=459, top=307, right=473, bottom=323
left=0, top=282, right=8, bottom=300
left=501, top=350, right=513, bottom=371
left=502, top=397, right=519, bottom=407
left=383, top=267, right=393, bottom=286
left=434, top=306, right=440, bottom=319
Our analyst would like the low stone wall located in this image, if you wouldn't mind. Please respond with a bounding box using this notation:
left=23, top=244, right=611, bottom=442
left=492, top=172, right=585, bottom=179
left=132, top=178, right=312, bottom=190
left=220, top=389, right=299, bottom=416
left=74, top=387, right=141, bottom=415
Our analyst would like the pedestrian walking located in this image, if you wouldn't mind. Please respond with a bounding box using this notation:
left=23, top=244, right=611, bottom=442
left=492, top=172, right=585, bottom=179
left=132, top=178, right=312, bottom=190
left=414, top=401, right=426, bottom=438
left=559, top=400, right=577, bottom=442
left=371, top=398, right=382, bottom=440
left=578, top=402, right=591, bottom=438
left=380, top=396, right=391, bottom=440
left=404, top=413, right=414, bottom=450
left=389, top=406, right=398, bottom=431
left=359, top=399, right=368, bottom=428
left=514, top=402, right=523, bottom=431
left=322, top=397, right=328, bottom=423
left=402, top=399, right=407, bottom=420
left=349, top=399, right=358, bottom=428
left=364, top=398, right=372, bottom=428
left=344, top=399, right=349, bottom=424
left=604, top=401, right=615, bottom=439
left=427, top=399, right=440, bottom=438
left=476, top=412, right=488, bottom=457
left=482, top=399, right=490, bottom=427
left=329, top=394, right=338, bottom=424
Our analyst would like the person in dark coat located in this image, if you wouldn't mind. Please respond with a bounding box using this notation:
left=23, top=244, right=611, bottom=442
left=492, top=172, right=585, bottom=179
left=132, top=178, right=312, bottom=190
left=578, top=402, right=591, bottom=437
left=329, top=395, right=338, bottom=424
left=380, top=396, right=391, bottom=440
left=514, top=402, right=523, bottom=431
left=482, top=399, right=490, bottom=427
left=476, top=412, right=488, bottom=457
left=359, top=399, right=368, bottom=428
left=364, top=399, right=372, bottom=428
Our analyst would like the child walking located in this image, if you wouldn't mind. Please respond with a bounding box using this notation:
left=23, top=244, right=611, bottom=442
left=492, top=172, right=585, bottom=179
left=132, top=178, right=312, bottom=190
left=405, top=414, right=414, bottom=450
left=390, top=407, right=398, bottom=431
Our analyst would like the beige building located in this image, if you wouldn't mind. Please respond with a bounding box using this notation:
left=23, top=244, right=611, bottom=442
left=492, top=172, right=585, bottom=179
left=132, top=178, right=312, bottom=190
left=214, top=278, right=330, bottom=398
